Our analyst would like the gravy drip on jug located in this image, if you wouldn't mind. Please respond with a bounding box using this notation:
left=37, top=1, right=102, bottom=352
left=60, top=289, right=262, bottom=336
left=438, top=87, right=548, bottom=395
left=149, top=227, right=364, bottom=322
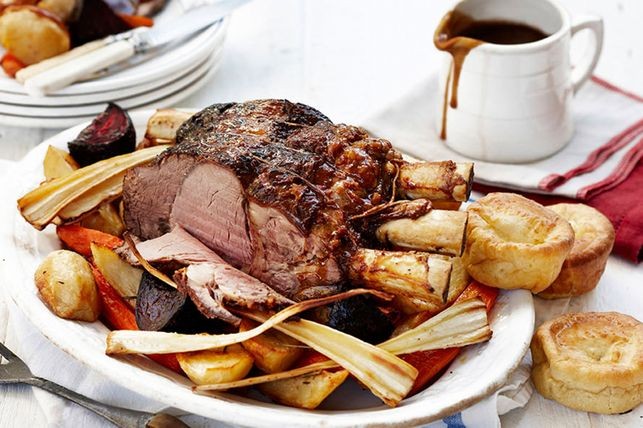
left=434, top=11, right=548, bottom=139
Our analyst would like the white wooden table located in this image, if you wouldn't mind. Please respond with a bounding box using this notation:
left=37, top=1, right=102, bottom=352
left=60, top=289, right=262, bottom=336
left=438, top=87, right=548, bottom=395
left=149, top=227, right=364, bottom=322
left=1, top=0, right=641, bottom=426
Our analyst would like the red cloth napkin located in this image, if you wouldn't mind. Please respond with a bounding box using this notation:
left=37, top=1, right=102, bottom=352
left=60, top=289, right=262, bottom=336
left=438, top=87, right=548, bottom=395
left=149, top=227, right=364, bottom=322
left=474, top=157, right=643, bottom=263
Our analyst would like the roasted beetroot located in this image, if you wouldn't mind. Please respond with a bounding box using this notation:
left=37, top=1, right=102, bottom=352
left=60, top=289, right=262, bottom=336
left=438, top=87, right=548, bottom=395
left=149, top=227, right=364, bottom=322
left=68, top=103, right=136, bottom=166
left=135, top=272, right=224, bottom=334
left=315, top=295, right=394, bottom=344
left=68, top=0, right=132, bottom=47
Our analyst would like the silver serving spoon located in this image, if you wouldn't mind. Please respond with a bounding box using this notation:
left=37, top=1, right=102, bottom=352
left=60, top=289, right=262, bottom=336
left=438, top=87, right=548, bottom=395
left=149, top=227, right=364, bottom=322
left=0, top=342, right=188, bottom=427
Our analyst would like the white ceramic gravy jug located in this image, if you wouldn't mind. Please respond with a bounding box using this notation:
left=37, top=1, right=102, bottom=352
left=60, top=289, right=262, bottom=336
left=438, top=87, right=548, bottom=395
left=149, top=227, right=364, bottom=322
left=435, top=0, right=603, bottom=163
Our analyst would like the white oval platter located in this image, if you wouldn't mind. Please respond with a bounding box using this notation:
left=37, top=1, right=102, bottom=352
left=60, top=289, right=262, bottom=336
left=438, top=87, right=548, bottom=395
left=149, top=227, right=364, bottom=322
left=5, top=111, right=535, bottom=427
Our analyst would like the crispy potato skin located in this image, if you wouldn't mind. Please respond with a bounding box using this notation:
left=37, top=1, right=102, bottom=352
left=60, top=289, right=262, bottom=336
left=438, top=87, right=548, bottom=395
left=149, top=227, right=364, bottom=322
left=0, top=6, right=70, bottom=65
left=34, top=249, right=100, bottom=321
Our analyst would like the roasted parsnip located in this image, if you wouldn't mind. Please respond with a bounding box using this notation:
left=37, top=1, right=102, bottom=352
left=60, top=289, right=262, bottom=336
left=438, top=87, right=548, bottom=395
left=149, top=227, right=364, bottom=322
left=57, top=172, right=125, bottom=222
left=349, top=249, right=452, bottom=308
left=376, top=209, right=468, bottom=256
left=394, top=255, right=470, bottom=318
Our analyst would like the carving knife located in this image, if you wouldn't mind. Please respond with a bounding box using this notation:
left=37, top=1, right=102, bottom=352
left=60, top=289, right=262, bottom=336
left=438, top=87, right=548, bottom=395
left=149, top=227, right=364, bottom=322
left=17, top=0, right=248, bottom=96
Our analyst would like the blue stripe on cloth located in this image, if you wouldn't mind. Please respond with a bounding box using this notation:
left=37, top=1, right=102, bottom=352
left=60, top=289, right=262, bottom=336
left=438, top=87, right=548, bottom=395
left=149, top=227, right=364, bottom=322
left=443, top=413, right=466, bottom=428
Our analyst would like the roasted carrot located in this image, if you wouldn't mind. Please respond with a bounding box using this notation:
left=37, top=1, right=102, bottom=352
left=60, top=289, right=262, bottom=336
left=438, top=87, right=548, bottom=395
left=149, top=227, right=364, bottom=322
left=402, top=281, right=498, bottom=396
left=1, top=53, right=24, bottom=78
left=454, top=281, right=499, bottom=311
left=57, top=224, right=123, bottom=258
left=92, top=266, right=183, bottom=374
left=93, top=265, right=137, bottom=329
left=118, top=14, right=154, bottom=28
left=401, top=348, right=461, bottom=396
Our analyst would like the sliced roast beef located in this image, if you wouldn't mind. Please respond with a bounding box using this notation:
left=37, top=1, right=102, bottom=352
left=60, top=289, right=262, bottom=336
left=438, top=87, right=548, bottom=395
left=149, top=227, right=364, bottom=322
left=174, top=266, right=240, bottom=325
left=122, top=227, right=293, bottom=324
left=119, top=225, right=232, bottom=266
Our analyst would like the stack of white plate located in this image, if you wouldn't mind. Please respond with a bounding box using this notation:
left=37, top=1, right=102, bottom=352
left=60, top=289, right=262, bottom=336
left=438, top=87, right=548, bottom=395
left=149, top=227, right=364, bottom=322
left=0, top=1, right=227, bottom=128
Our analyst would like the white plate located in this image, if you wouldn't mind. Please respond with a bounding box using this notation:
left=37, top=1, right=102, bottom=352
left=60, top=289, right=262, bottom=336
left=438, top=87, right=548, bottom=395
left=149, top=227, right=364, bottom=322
left=0, top=0, right=227, bottom=96
left=0, top=31, right=226, bottom=106
left=5, top=112, right=535, bottom=426
left=0, top=57, right=223, bottom=128
left=0, top=46, right=223, bottom=117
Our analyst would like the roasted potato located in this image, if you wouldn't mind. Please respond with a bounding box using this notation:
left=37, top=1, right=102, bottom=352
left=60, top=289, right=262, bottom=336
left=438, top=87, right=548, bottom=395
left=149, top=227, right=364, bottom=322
left=239, top=319, right=303, bottom=373
left=259, top=370, right=349, bottom=409
left=34, top=249, right=100, bottom=321
left=177, top=344, right=254, bottom=385
left=81, top=202, right=125, bottom=236
left=42, top=146, right=125, bottom=235
left=43, top=145, right=79, bottom=181
left=0, top=6, right=70, bottom=65
left=37, top=0, right=78, bottom=21
left=91, top=243, right=142, bottom=305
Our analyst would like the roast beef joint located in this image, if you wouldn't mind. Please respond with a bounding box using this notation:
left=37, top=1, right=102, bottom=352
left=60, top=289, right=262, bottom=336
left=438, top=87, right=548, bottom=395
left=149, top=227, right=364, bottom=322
left=121, top=99, right=474, bottom=327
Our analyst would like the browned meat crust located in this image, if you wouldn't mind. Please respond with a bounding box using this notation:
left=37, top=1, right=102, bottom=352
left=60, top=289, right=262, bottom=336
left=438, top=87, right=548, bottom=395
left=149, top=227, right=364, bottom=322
left=123, top=99, right=406, bottom=306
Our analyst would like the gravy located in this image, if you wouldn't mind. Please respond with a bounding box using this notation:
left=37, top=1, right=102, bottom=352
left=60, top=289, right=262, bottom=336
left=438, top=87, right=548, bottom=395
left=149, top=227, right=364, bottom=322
left=457, top=20, right=547, bottom=45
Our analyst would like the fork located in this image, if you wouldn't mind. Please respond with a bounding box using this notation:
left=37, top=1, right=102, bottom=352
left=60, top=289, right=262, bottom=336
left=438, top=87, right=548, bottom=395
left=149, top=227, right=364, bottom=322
left=0, top=342, right=189, bottom=428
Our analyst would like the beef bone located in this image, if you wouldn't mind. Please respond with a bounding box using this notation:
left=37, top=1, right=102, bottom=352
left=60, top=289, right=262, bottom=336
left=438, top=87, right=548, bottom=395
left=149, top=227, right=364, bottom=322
left=397, top=160, right=473, bottom=202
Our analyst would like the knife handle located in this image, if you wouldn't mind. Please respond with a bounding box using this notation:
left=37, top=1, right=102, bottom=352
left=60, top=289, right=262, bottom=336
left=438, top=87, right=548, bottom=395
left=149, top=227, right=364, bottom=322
left=15, top=39, right=108, bottom=84
left=23, top=40, right=135, bottom=96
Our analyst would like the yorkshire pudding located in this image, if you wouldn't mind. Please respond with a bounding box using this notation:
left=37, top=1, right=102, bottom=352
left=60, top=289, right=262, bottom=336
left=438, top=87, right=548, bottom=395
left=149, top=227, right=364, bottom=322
left=462, top=193, right=574, bottom=292
left=531, top=312, right=643, bottom=414
left=538, top=203, right=614, bottom=299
